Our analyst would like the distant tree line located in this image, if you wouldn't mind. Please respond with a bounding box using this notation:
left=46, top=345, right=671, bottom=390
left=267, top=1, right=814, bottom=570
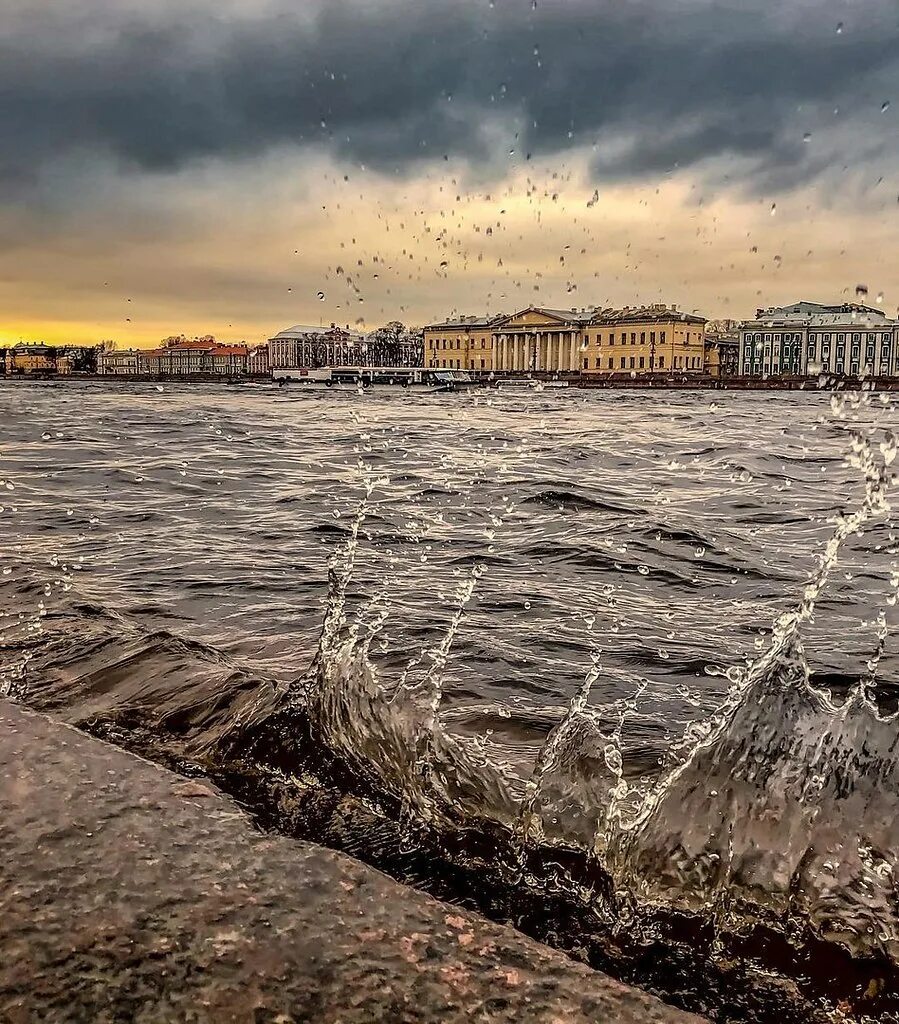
left=363, top=321, right=424, bottom=366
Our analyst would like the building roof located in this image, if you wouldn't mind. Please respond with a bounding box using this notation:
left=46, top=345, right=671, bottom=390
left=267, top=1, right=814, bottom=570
left=424, top=314, right=504, bottom=330
left=592, top=305, right=707, bottom=326
left=209, top=346, right=249, bottom=357
left=530, top=306, right=597, bottom=324
left=497, top=306, right=598, bottom=326
left=270, top=324, right=360, bottom=340
left=144, top=344, right=213, bottom=357
left=748, top=301, right=894, bottom=328
left=10, top=343, right=53, bottom=354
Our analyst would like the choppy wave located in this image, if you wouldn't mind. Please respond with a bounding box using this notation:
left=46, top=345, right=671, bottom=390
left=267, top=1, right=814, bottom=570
left=2, top=382, right=898, bottom=1021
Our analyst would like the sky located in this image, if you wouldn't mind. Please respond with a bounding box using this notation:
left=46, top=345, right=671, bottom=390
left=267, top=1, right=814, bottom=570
left=2, top=0, right=899, bottom=348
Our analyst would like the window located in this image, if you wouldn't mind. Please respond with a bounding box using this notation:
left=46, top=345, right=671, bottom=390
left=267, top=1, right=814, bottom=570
left=640, top=332, right=645, bottom=344
left=610, top=334, right=615, bottom=346
left=608, top=357, right=613, bottom=368
left=583, top=357, right=589, bottom=369
left=660, top=332, right=666, bottom=343
left=630, top=332, right=636, bottom=345
left=639, top=356, right=645, bottom=368
left=658, top=356, right=664, bottom=368
left=620, top=333, right=626, bottom=344
left=650, top=331, right=656, bottom=344
left=595, top=357, right=601, bottom=368
left=619, top=356, right=625, bottom=368
left=480, top=359, right=485, bottom=368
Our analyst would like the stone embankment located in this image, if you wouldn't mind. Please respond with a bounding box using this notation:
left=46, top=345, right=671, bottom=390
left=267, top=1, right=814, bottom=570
left=0, top=701, right=705, bottom=1024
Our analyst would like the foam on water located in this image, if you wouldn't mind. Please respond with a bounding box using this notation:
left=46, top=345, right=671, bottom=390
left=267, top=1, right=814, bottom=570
left=303, top=415, right=898, bottom=1002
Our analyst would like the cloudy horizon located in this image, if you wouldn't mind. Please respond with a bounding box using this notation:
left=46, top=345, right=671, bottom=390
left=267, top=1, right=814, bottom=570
left=3, top=0, right=898, bottom=348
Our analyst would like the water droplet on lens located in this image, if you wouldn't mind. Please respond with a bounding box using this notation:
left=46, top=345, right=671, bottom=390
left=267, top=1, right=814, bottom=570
left=317, top=291, right=325, bottom=300
left=836, top=21, right=843, bottom=33
left=881, top=101, right=891, bottom=114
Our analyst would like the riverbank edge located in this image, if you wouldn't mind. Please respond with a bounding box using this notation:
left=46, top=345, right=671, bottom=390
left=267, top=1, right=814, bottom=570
left=0, top=699, right=705, bottom=1024
left=2, top=373, right=897, bottom=390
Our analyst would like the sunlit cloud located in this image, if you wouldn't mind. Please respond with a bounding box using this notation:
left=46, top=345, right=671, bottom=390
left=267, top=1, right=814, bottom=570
left=2, top=0, right=898, bottom=345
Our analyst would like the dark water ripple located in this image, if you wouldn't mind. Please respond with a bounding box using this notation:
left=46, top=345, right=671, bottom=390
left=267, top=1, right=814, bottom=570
left=0, top=380, right=895, bottom=755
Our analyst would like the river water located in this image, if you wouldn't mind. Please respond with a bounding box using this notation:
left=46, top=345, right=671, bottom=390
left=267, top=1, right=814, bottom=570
left=1, top=380, right=897, bottom=1021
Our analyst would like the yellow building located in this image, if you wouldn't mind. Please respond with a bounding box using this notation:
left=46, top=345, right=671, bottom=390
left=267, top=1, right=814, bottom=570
left=423, top=304, right=708, bottom=375
left=582, top=306, right=707, bottom=375
left=6, top=343, right=57, bottom=374
left=491, top=307, right=595, bottom=371
left=423, top=315, right=503, bottom=371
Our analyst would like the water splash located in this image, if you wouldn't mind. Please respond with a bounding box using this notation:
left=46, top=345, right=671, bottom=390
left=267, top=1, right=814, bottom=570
left=299, top=410, right=899, bottom=1011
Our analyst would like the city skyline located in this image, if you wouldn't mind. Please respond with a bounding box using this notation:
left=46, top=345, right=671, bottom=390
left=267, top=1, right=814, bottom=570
left=3, top=0, right=898, bottom=348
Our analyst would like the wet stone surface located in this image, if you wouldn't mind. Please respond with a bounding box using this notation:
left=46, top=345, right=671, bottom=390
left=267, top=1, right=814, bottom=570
left=0, top=701, right=704, bottom=1023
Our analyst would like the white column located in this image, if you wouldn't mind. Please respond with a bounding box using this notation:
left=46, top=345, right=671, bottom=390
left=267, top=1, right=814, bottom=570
left=553, top=334, right=561, bottom=371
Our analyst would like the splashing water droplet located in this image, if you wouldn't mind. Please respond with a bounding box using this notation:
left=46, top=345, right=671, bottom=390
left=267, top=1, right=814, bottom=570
left=881, top=101, right=891, bottom=114
left=770, top=203, right=777, bottom=216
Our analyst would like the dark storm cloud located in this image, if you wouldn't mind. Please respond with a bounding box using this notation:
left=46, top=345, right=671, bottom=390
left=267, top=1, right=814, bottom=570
left=3, top=0, right=898, bottom=190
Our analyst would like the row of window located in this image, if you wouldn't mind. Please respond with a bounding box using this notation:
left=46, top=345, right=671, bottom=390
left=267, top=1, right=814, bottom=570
left=745, top=360, right=878, bottom=375
left=745, top=331, right=893, bottom=343
left=584, top=356, right=669, bottom=370
left=427, top=329, right=698, bottom=350
left=596, top=330, right=670, bottom=346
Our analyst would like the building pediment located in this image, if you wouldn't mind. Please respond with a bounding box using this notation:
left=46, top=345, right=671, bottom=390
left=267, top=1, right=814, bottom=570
left=495, top=307, right=581, bottom=330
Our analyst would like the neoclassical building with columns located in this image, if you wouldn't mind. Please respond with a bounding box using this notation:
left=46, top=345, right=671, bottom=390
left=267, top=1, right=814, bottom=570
left=423, top=305, right=708, bottom=375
